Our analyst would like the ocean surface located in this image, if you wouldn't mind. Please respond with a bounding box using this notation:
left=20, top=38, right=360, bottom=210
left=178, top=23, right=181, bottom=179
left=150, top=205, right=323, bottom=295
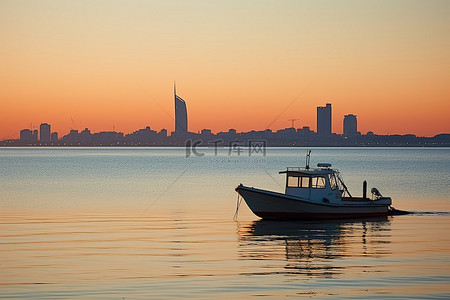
left=1, top=147, right=449, bottom=299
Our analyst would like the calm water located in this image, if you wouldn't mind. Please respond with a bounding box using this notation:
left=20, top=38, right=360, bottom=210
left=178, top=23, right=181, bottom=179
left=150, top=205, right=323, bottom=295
left=1, top=147, right=449, bottom=299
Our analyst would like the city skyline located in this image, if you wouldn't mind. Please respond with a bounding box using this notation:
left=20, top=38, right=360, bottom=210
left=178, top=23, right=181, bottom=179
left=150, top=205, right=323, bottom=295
left=4, top=98, right=450, bottom=147
left=14, top=101, right=355, bottom=141
left=6, top=99, right=377, bottom=142
left=1, top=1, right=449, bottom=139
left=3, top=97, right=449, bottom=142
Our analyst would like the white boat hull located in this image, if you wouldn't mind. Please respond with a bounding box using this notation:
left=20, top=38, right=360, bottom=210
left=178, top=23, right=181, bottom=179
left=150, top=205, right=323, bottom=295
left=236, top=185, right=391, bottom=220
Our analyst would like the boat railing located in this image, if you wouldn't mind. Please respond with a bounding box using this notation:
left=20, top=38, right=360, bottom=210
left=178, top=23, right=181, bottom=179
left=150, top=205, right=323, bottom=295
left=286, top=167, right=308, bottom=171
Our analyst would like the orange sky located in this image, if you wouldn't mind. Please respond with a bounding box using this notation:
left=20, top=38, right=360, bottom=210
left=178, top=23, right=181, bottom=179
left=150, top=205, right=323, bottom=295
left=1, top=0, right=449, bottom=139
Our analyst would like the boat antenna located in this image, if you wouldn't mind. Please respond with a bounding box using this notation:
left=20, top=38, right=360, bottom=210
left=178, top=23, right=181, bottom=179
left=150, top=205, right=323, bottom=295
left=305, top=149, right=311, bottom=170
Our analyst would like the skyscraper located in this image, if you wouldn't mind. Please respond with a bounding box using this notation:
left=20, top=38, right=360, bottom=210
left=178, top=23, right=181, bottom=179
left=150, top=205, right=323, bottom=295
left=174, top=83, right=188, bottom=134
left=20, top=129, right=34, bottom=143
left=40, top=123, right=51, bottom=143
left=343, top=114, right=357, bottom=137
left=317, top=103, right=332, bottom=135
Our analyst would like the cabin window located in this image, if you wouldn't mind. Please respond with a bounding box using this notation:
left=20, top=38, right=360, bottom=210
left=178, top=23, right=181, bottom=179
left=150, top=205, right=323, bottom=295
left=287, top=176, right=299, bottom=188
left=300, top=176, right=310, bottom=188
left=287, top=176, right=310, bottom=188
left=329, top=174, right=337, bottom=190
left=311, top=176, right=326, bottom=189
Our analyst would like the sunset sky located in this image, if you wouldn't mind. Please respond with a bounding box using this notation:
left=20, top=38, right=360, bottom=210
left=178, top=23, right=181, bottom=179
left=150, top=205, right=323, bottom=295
left=1, top=0, right=449, bottom=139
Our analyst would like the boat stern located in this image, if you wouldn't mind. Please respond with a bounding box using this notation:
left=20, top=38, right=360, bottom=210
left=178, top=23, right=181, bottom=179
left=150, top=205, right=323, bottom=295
left=375, top=197, right=392, bottom=206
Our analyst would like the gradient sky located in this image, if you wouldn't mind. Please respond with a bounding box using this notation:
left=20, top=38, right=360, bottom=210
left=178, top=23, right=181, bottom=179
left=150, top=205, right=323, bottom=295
left=1, top=0, right=449, bottom=139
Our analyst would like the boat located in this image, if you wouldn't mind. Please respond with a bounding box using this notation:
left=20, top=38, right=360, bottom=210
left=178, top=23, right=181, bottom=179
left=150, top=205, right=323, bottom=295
left=235, top=151, right=395, bottom=220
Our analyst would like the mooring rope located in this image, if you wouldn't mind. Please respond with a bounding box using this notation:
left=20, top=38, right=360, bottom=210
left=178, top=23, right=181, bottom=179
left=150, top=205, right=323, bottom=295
left=233, top=193, right=242, bottom=220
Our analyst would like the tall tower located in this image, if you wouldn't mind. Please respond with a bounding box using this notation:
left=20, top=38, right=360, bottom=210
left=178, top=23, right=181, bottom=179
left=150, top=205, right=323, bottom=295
left=343, top=114, right=357, bottom=137
left=317, top=103, right=332, bottom=135
left=174, top=83, right=188, bottom=134
left=40, top=123, right=51, bottom=143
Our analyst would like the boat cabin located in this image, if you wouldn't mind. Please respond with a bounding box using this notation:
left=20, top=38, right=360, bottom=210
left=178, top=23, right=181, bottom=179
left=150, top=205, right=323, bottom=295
left=280, top=163, right=345, bottom=203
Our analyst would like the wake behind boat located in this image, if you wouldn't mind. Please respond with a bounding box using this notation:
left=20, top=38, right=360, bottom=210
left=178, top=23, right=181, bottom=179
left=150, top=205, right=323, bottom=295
left=235, top=151, right=398, bottom=220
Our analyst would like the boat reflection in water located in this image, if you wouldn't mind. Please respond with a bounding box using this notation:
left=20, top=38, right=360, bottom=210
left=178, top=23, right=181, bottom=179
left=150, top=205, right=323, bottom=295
left=237, top=218, right=391, bottom=278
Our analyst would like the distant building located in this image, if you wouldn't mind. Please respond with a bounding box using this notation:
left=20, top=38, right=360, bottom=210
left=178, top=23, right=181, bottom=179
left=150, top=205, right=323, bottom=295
left=159, top=129, right=167, bottom=138
left=297, top=126, right=313, bottom=134
left=343, top=114, right=358, bottom=137
left=125, top=126, right=156, bottom=145
left=40, top=123, right=51, bottom=143
left=276, top=127, right=296, bottom=135
left=33, top=130, right=38, bottom=141
left=51, top=132, right=58, bottom=142
left=62, top=129, right=79, bottom=144
left=201, top=129, right=212, bottom=135
left=174, top=83, right=188, bottom=134
left=20, top=129, right=34, bottom=143
left=79, top=128, right=93, bottom=144
left=93, top=131, right=123, bottom=145
left=317, top=103, right=332, bottom=135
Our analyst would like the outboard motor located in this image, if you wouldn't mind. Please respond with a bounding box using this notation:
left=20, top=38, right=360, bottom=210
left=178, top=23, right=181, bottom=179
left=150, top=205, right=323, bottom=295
left=371, top=187, right=382, bottom=199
